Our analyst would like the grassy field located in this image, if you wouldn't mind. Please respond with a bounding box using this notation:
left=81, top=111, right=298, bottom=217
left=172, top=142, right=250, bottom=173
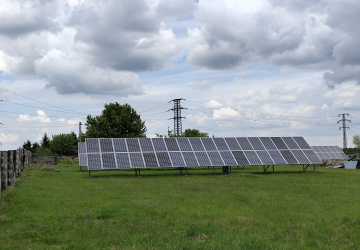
left=1, top=159, right=360, bottom=249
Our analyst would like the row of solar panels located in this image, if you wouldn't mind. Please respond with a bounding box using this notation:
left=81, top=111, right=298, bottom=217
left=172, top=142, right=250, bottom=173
left=79, top=137, right=323, bottom=170
left=311, top=146, right=348, bottom=160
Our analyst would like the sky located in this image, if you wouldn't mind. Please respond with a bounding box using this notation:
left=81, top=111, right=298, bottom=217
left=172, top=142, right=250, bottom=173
left=0, top=0, right=359, bottom=151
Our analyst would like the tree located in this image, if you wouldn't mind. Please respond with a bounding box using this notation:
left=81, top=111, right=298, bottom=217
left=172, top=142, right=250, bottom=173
left=41, top=133, right=51, bottom=148
left=353, top=135, right=360, bottom=149
left=85, top=102, right=146, bottom=138
left=182, top=128, right=209, bottom=137
left=50, top=133, right=78, bottom=155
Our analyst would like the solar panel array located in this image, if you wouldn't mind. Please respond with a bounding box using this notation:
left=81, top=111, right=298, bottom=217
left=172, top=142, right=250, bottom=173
left=78, top=142, right=88, bottom=167
left=82, top=137, right=322, bottom=170
left=311, top=146, right=348, bottom=160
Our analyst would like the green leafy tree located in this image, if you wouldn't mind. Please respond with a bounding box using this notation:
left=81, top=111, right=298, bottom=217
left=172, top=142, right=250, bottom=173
left=182, top=128, right=209, bottom=137
left=50, top=133, right=78, bottom=155
left=22, top=140, right=33, bottom=152
left=353, top=135, right=360, bottom=149
left=85, top=102, right=146, bottom=138
left=41, top=133, right=51, bottom=148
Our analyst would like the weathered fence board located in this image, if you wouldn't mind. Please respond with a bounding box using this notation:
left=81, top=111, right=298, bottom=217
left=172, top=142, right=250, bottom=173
left=0, top=149, right=32, bottom=199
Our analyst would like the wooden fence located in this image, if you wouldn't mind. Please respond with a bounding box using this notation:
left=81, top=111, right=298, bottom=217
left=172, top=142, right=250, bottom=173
left=32, top=153, right=63, bottom=165
left=0, top=149, right=32, bottom=199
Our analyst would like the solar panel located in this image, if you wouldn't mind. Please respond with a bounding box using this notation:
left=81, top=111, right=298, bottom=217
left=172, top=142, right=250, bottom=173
left=127, top=139, right=141, bottom=152
left=156, top=152, right=172, bottom=167
left=259, top=137, right=277, bottom=150
left=236, top=137, right=253, bottom=150
left=293, top=137, right=311, bottom=149
left=282, top=137, right=300, bottom=149
left=213, top=138, right=229, bottom=151
left=311, top=146, right=348, bottom=160
left=256, top=151, right=275, bottom=165
left=182, top=152, right=199, bottom=166
left=169, top=152, right=185, bottom=167
left=248, top=137, right=265, bottom=150
left=194, top=151, right=212, bottom=166
left=280, top=150, right=298, bottom=164
left=152, top=138, right=167, bottom=151
left=189, top=137, right=205, bottom=151
left=83, top=137, right=321, bottom=172
left=129, top=153, right=145, bottom=168
left=113, top=138, right=128, bottom=152
left=165, top=138, right=180, bottom=151
left=143, top=152, right=158, bottom=168
left=176, top=138, right=193, bottom=151
left=244, top=151, right=262, bottom=165
left=201, top=138, right=217, bottom=151
left=224, top=138, right=241, bottom=150
left=232, top=151, right=249, bottom=166
left=207, top=151, right=224, bottom=166
left=100, top=138, right=114, bottom=152
left=219, top=151, right=237, bottom=166
left=267, top=150, right=287, bottom=165
left=139, top=138, right=154, bottom=152
left=115, top=153, right=131, bottom=169
left=102, top=153, right=116, bottom=169
left=271, top=137, right=288, bottom=150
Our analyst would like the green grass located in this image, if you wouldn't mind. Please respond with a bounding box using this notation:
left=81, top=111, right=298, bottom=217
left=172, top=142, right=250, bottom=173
left=1, top=159, right=360, bottom=249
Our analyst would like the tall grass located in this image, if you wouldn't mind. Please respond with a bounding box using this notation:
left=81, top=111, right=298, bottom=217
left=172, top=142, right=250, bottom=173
left=1, top=159, right=359, bottom=249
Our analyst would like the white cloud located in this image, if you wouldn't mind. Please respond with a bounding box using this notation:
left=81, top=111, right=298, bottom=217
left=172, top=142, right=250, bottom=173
left=213, top=107, right=240, bottom=120
left=18, top=110, right=51, bottom=123
left=0, top=133, right=18, bottom=143
left=204, top=100, right=222, bottom=109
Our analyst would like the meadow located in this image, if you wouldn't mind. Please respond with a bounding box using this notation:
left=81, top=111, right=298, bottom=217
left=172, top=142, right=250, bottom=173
left=0, top=159, right=359, bottom=249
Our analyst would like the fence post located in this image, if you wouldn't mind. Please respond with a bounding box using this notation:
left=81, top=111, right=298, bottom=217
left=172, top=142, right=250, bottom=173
left=7, top=151, right=15, bottom=186
left=1, top=151, right=8, bottom=191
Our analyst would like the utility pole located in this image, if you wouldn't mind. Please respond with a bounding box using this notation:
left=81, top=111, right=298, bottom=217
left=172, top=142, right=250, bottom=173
left=337, top=113, right=351, bottom=150
left=79, top=122, right=82, bottom=142
left=168, top=98, right=186, bottom=137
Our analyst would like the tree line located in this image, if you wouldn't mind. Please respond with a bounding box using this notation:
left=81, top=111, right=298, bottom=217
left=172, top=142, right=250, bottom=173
left=22, top=102, right=208, bottom=155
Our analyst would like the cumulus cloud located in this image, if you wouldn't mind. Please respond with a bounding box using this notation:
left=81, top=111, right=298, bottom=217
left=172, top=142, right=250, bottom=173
left=193, top=80, right=211, bottom=91
left=204, top=100, right=222, bottom=109
left=18, top=110, right=51, bottom=123
left=0, top=133, right=19, bottom=142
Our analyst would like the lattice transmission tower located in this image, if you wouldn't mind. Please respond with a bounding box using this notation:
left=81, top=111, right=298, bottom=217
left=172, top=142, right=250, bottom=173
left=168, top=98, right=186, bottom=137
left=337, top=113, right=351, bottom=149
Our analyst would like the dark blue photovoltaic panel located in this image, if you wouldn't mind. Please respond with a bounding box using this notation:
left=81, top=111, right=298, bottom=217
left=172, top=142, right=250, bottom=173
left=86, top=138, right=100, bottom=153
left=127, top=139, right=141, bottom=152
left=182, top=152, right=199, bottom=166
left=256, top=151, right=274, bottom=165
left=100, top=138, right=113, bottom=152
left=248, top=137, right=265, bottom=150
left=169, top=152, right=185, bottom=167
left=293, top=137, right=311, bottom=149
left=129, top=153, right=145, bottom=168
left=102, top=153, right=116, bottom=169
left=303, top=150, right=322, bottom=163
left=152, top=138, right=167, bottom=151
left=236, top=138, right=253, bottom=150
left=268, top=151, right=287, bottom=165
left=282, top=137, right=300, bottom=149
left=176, top=138, right=193, bottom=151
left=189, top=137, right=205, bottom=151
left=78, top=142, right=86, bottom=154
left=213, top=138, right=229, bottom=151
left=201, top=138, right=217, bottom=151
left=244, top=151, right=262, bottom=165
left=115, top=153, right=131, bottom=169
left=271, top=137, right=288, bottom=150
left=156, top=152, right=172, bottom=167
left=194, top=152, right=212, bottom=166
left=79, top=154, right=88, bottom=167
left=280, top=150, right=298, bottom=164
left=220, top=151, right=237, bottom=166
left=291, top=150, right=310, bottom=164
left=139, top=138, right=154, bottom=152
left=232, top=151, right=249, bottom=166
left=207, top=151, right=224, bottom=166
left=143, top=152, right=158, bottom=168
left=165, top=138, right=180, bottom=151
left=225, top=138, right=241, bottom=150
left=259, top=137, right=277, bottom=150
left=87, top=154, right=102, bottom=170
left=113, top=138, right=128, bottom=152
